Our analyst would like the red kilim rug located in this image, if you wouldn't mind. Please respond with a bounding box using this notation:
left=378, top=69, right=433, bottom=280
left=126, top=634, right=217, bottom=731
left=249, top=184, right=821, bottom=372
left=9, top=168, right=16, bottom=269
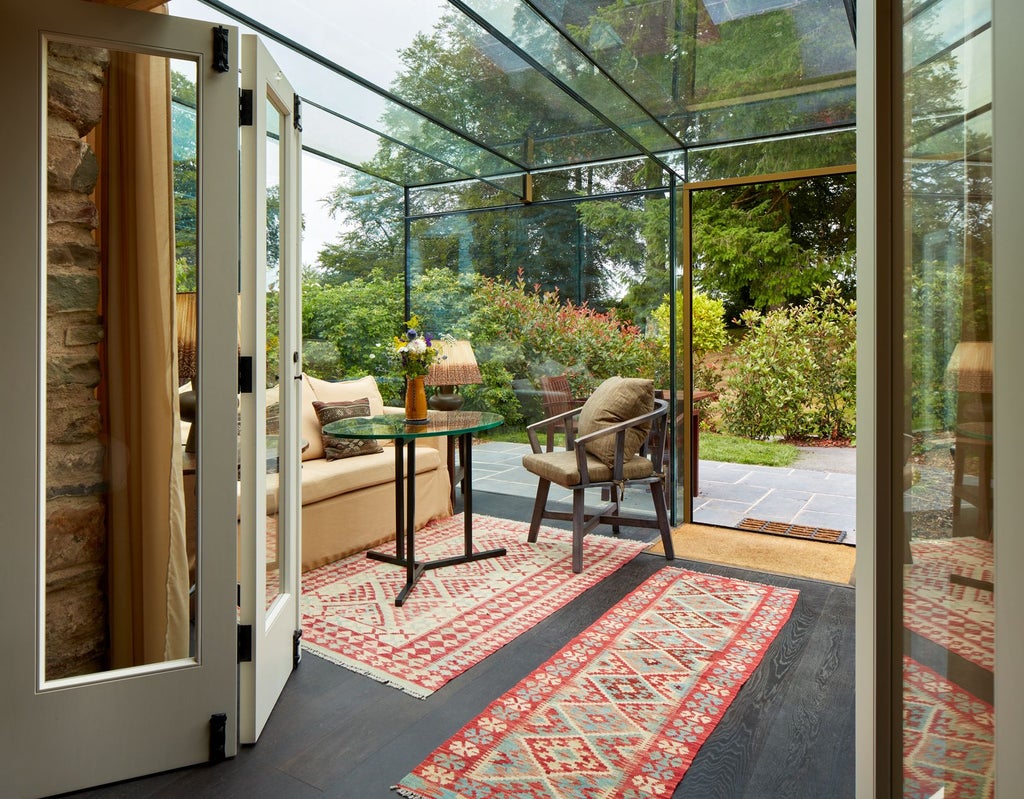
left=396, top=567, right=799, bottom=799
left=300, top=514, right=647, bottom=698
left=903, top=656, right=994, bottom=799
left=905, top=537, right=993, bottom=671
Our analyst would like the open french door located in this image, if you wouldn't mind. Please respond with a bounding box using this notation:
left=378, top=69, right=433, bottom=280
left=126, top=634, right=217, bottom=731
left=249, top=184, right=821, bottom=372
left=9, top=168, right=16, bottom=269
left=0, top=2, right=240, bottom=796
left=237, top=35, right=303, bottom=744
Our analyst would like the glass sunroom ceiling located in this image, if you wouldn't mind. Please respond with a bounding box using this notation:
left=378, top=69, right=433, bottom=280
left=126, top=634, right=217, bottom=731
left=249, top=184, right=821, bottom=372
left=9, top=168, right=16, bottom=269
left=183, top=0, right=856, bottom=187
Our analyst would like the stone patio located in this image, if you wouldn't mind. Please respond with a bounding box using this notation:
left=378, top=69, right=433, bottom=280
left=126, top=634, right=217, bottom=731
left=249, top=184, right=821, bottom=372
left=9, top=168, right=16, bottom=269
left=469, top=440, right=858, bottom=545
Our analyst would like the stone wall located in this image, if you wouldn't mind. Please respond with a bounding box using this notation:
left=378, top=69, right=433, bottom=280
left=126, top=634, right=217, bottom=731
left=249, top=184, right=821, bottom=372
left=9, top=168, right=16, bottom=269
left=45, top=43, right=110, bottom=679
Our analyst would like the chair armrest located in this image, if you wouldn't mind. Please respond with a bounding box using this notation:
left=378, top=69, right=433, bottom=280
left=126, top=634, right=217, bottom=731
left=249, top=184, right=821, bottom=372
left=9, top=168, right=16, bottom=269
left=525, top=407, right=584, bottom=453
left=571, top=399, right=669, bottom=482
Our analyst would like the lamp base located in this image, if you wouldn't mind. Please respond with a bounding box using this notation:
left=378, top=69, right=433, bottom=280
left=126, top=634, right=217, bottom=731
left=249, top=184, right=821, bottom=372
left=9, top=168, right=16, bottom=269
left=428, top=386, right=464, bottom=412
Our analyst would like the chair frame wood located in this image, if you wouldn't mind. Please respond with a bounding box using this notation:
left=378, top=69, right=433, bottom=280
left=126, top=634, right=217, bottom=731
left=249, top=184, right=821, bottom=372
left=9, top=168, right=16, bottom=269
left=524, top=397, right=675, bottom=573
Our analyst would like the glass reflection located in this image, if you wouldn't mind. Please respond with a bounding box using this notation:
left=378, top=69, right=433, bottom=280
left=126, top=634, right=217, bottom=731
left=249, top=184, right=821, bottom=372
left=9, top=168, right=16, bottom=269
left=44, top=43, right=198, bottom=678
left=265, top=97, right=284, bottom=610
left=901, top=0, right=995, bottom=793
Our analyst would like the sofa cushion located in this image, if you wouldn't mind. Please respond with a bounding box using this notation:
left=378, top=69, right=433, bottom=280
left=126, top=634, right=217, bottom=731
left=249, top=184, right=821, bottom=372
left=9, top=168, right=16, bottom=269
left=313, top=398, right=383, bottom=461
left=299, top=376, right=324, bottom=460
left=296, top=445, right=442, bottom=507
left=577, top=376, right=653, bottom=468
left=306, top=374, right=385, bottom=415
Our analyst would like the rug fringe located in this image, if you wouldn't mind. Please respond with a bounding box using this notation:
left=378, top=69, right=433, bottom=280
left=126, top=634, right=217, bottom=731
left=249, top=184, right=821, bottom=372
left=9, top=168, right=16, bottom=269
left=392, top=786, right=426, bottom=798
left=301, top=645, right=431, bottom=700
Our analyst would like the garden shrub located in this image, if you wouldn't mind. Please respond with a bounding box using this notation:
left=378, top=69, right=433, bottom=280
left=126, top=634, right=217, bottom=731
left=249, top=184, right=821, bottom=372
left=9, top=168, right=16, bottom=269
left=651, top=290, right=728, bottom=390
left=720, top=282, right=856, bottom=440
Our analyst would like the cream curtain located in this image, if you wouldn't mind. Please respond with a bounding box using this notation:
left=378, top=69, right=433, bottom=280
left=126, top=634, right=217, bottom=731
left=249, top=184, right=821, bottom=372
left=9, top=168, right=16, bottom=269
left=104, top=44, right=189, bottom=667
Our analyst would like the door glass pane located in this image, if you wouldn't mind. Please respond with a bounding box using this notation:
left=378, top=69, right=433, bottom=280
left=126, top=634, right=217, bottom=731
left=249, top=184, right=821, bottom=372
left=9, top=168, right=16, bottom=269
left=44, top=42, right=199, bottom=679
left=901, top=0, right=995, bottom=794
left=686, top=174, right=857, bottom=539
left=265, top=96, right=284, bottom=610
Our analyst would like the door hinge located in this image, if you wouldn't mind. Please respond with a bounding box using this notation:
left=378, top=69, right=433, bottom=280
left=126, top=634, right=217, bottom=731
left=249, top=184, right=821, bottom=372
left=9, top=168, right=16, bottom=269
left=239, top=88, right=254, bottom=127
left=209, top=713, right=227, bottom=763
left=238, top=355, right=253, bottom=394
left=213, top=26, right=230, bottom=73
left=237, top=624, right=253, bottom=663
left=293, top=95, right=303, bottom=132
left=293, top=629, right=303, bottom=669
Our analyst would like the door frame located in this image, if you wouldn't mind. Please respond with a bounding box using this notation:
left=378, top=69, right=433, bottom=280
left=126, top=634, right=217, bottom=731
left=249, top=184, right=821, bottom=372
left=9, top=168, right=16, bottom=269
left=0, top=4, right=240, bottom=795
left=237, top=34, right=304, bottom=744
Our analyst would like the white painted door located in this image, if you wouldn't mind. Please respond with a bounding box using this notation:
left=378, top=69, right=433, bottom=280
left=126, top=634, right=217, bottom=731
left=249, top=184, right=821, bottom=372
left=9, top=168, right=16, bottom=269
left=0, top=2, right=240, bottom=797
left=237, top=35, right=304, bottom=744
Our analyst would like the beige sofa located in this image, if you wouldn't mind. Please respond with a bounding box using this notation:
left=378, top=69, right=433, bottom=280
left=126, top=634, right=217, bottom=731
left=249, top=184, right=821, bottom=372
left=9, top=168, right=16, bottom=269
left=282, top=374, right=453, bottom=572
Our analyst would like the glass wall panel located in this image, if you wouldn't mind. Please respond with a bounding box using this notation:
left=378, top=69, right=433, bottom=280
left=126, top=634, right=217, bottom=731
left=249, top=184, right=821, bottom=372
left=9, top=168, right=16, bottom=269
left=399, top=189, right=672, bottom=438
left=687, top=129, right=856, bottom=182
left=901, top=0, right=995, bottom=793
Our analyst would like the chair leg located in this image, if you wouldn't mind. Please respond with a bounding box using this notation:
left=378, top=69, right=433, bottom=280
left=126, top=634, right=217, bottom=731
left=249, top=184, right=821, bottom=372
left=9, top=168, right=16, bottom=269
left=652, top=478, right=674, bottom=561
left=528, top=479, right=551, bottom=543
left=572, top=489, right=586, bottom=573
left=608, top=483, right=621, bottom=536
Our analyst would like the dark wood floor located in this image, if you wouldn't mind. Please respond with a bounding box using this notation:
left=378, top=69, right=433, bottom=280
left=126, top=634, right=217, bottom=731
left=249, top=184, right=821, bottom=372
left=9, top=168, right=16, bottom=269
left=63, top=491, right=856, bottom=799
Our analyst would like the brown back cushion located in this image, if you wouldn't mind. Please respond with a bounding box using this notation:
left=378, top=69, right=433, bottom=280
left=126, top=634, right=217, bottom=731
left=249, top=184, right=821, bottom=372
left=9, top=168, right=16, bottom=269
left=313, top=398, right=383, bottom=461
left=577, top=377, right=654, bottom=468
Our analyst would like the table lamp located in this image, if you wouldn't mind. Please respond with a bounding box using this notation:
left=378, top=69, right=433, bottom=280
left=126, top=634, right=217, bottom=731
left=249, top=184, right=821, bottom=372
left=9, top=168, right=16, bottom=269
left=425, top=339, right=481, bottom=411
left=176, top=292, right=198, bottom=452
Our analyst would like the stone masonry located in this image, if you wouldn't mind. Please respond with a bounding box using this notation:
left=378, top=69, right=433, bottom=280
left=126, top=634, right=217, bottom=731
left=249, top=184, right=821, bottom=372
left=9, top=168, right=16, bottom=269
left=45, top=43, right=110, bottom=679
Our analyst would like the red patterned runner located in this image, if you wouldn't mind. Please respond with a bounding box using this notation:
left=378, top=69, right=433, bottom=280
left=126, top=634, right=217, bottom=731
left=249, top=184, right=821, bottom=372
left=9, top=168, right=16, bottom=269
left=903, top=656, right=994, bottom=799
left=396, top=567, right=799, bottom=798
left=301, top=514, right=647, bottom=698
left=905, top=537, right=993, bottom=671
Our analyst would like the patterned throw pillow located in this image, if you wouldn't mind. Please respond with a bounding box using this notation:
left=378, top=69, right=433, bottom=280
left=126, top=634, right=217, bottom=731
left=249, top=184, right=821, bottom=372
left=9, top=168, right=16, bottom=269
left=313, top=398, right=383, bottom=461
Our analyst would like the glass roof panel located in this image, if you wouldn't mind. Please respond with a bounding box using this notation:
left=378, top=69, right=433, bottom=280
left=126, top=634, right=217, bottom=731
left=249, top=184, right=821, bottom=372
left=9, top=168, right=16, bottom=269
left=530, top=0, right=855, bottom=146
left=174, top=0, right=857, bottom=187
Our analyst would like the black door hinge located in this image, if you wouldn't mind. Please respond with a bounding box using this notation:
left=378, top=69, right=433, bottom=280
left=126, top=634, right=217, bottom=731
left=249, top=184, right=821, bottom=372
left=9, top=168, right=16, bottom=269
left=293, top=95, right=303, bottom=132
left=293, top=629, right=303, bottom=669
left=209, top=713, right=227, bottom=762
left=238, top=355, right=253, bottom=394
left=239, top=88, right=254, bottom=127
left=213, top=26, right=230, bottom=73
left=237, top=623, right=253, bottom=663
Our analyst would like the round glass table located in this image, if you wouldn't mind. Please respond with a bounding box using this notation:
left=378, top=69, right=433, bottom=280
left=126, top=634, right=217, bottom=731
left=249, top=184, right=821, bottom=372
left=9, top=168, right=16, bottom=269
left=323, top=410, right=504, bottom=606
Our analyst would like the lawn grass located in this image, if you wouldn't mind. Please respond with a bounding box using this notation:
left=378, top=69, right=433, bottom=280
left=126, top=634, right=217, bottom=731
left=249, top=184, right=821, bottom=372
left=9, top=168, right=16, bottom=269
left=480, top=428, right=798, bottom=468
left=700, top=432, right=799, bottom=467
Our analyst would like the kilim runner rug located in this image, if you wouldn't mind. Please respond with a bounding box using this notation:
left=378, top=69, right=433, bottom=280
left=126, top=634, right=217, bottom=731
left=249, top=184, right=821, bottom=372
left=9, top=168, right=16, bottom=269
left=396, top=567, right=799, bottom=799
left=903, top=656, right=994, bottom=799
left=905, top=537, right=993, bottom=671
left=300, top=514, right=647, bottom=698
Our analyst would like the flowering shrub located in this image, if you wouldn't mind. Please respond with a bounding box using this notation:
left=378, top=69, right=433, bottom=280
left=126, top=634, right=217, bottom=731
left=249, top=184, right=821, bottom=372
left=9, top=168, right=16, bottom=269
left=390, top=316, right=444, bottom=379
left=466, top=270, right=659, bottom=414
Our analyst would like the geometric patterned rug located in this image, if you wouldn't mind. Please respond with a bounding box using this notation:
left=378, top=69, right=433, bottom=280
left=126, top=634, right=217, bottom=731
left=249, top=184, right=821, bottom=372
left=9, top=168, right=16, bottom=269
left=905, top=537, right=994, bottom=671
left=300, top=514, right=647, bottom=698
left=903, top=656, right=994, bottom=799
left=396, top=567, right=799, bottom=798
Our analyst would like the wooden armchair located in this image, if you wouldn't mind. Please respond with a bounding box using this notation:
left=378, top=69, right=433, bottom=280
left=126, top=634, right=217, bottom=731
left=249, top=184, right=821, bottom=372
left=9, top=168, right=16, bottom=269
left=539, top=374, right=586, bottom=451
left=522, top=377, right=675, bottom=573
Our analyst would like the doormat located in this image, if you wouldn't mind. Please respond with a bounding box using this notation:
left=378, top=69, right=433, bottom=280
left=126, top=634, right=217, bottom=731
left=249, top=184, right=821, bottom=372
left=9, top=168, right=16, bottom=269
left=649, top=524, right=856, bottom=585
left=396, top=567, right=799, bottom=799
left=905, top=537, right=993, bottom=671
left=738, top=517, right=848, bottom=543
left=300, top=514, right=647, bottom=698
left=903, top=656, right=994, bottom=799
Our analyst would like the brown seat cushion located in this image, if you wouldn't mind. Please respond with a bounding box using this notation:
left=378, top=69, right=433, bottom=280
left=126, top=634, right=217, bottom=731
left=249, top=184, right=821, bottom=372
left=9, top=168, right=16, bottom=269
left=522, top=450, right=654, bottom=488
left=577, top=376, right=654, bottom=468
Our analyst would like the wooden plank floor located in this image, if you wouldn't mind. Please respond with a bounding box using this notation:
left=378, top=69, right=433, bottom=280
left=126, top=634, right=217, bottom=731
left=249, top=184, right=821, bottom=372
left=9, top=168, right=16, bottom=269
left=63, top=491, right=855, bottom=799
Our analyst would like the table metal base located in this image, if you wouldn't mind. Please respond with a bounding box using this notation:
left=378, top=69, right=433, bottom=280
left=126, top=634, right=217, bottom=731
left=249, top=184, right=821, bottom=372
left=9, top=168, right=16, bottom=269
left=366, top=431, right=506, bottom=607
